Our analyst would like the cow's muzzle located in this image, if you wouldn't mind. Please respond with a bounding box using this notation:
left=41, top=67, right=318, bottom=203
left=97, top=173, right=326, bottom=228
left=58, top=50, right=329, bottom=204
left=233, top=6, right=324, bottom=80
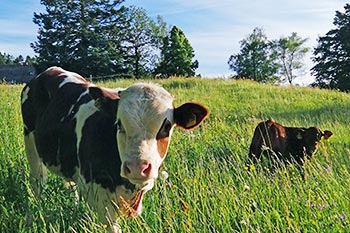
left=122, top=160, right=156, bottom=188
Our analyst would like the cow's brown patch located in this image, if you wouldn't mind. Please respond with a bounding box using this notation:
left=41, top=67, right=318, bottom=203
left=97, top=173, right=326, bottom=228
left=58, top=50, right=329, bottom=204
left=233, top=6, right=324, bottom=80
left=157, top=137, right=169, bottom=159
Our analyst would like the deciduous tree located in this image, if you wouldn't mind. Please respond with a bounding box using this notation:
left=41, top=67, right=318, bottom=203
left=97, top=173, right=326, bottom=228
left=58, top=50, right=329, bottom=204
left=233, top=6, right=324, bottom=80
left=274, top=33, right=309, bottom=84
left=228, top=27, right=279, bottom=83
left=122, top=6, right=167, bottom=78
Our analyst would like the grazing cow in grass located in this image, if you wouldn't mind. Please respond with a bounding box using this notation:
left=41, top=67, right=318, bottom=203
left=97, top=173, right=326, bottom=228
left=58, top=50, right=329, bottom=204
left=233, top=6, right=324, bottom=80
left=21, top=66, right=209, bottom=232
left=248, top=119, right=332, bottom=166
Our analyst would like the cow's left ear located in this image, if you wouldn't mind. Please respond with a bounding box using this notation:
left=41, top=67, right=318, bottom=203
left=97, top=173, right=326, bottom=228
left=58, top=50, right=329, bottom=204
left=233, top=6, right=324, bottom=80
left=322, top=130, right=333, bottom=140
left=174, top=102, right=209, bottom=130
left=89, top=86, right=119, bottom=115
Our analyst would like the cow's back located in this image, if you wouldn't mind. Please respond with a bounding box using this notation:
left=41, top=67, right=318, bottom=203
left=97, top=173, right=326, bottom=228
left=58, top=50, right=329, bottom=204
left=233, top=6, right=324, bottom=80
left=21, top=67, right=90, bottom=178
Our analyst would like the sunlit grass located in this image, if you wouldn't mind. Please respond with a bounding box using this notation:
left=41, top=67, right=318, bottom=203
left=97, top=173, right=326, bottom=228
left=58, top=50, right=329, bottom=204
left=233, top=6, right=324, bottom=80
left=0, top=78, right=350, bottom=232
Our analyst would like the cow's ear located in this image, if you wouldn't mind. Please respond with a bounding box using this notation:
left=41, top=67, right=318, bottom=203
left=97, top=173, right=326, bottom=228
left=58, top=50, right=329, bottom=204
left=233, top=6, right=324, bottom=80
left=89, top=86, right=119, bottom=115
left=174, top=102, right=209, bottom=130
left=322, top=130, right=333, bottom=140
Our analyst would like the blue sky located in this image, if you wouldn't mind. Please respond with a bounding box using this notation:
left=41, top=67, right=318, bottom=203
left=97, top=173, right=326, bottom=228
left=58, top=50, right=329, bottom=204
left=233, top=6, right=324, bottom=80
left=0, top=0, right=348, bottom=84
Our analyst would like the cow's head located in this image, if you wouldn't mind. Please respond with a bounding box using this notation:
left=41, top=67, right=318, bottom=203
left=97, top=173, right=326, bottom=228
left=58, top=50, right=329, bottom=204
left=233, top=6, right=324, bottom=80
left=114, top=83, right=208, bottom=191
left=89, top=83, right=208, bottom=195
left=297, top=127, right=333, bottom=157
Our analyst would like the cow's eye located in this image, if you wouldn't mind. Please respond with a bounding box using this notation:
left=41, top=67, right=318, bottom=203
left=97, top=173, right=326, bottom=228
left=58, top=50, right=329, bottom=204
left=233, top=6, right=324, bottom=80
left=156, top=119, right=172, bottom=139
left=316, top=133, right=322, bottom=141
left=116, top=120, right=125, bottom=133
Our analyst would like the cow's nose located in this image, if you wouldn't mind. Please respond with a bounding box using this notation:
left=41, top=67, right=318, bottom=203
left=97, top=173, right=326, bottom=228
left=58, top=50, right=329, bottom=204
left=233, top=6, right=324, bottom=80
left=124, top=161, right=152, bottom=178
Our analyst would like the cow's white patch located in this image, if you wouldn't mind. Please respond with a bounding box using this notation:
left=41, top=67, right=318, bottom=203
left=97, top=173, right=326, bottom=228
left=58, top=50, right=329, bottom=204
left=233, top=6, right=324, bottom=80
left=62, top=91, right=89, bottom=122
left=21, top=86, right=30, bottom=105
left=74, top=100, right=97, bottom=162
left=58, top=72, right=86, bottom=88
left=76, top=90, right=89, bottom=102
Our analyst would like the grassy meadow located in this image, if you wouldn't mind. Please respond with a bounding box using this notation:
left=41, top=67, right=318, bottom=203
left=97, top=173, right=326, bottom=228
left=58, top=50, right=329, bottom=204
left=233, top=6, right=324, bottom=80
left=0, top=78, right=350, bottom=232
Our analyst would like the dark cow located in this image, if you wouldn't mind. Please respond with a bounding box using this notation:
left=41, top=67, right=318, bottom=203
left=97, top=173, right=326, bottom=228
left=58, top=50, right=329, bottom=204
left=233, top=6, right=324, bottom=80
left=21, top=67, right=209, bottom=232
left=248, top=119, right=332, bottom=166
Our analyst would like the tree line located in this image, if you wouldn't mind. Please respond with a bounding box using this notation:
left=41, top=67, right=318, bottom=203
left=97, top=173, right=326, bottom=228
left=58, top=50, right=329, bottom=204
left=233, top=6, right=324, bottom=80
left=1, top=2, right=349, bottom=91
left=0, top=53, right=35, bottom=65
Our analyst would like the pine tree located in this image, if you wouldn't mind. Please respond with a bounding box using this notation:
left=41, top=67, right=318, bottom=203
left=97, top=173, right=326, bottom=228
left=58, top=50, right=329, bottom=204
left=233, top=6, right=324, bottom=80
left=31, top=0, right=127, bottom=77
left=156, top=26, right=198, bottom=77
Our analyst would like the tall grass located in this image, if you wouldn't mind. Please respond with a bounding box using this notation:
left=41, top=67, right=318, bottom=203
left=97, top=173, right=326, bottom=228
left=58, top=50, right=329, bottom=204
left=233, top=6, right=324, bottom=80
left=0, top=78, right=349, bottom=232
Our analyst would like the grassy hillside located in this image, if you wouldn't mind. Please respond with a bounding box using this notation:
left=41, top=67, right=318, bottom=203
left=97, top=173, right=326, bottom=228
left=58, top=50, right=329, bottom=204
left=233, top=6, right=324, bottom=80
left=0, top=78, right=349, bottom=232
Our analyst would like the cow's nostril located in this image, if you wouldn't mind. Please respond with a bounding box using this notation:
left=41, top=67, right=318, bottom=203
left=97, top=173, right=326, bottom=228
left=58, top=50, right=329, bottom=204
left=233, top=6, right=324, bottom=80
left=141, top=162, right=152, bottom=177
left=124, top=162, right=132, bottom=175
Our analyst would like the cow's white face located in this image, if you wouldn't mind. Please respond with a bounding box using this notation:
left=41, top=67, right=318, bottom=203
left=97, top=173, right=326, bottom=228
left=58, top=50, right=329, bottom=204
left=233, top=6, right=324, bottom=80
left=116, top=83, right=175, bottom=191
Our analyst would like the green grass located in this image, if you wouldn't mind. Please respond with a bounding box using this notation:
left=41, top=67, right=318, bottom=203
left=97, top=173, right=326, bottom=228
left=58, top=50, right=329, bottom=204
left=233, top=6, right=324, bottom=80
left=1, top=78, right=350, bottom=232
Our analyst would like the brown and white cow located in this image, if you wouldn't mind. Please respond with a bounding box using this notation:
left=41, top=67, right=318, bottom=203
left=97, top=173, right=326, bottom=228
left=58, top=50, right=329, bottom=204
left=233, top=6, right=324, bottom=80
left=248, top=119, right=332, bottom=166
left=21, top=67, right=209, bottom=232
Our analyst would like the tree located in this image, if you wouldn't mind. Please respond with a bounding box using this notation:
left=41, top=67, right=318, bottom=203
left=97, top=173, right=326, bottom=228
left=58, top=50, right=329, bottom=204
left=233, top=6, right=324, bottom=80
left=311, top=4, right=350, bottom=91
left=24, top=56, right=36, bottom=65
left=122, top=6, right=167, bottom=78
left=155, top=26, right=198, bottom=77
left=228, top=27, right=279, bottom=83
left=14, top=55, right=24, bottom=65
left=0, top=53, right=14, bottom=65
left=31, top=0, right=128, bottom=77
left=274, top=33, right=309, bottom=84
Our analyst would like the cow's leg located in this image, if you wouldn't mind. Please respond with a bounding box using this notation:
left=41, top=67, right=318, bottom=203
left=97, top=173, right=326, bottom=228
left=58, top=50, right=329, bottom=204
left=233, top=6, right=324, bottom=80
left=24, top=131, right=47, bottom=197
left=24, top=131, right=48, bottom=225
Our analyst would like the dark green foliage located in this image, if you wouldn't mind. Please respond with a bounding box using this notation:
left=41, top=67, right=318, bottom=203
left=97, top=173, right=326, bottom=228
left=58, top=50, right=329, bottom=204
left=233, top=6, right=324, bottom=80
left=155, top=26, right=198, bottom=77
left=228, top=27, right=279, bottom=83
left=31, top=0, right=128, bottom=77
left=311, top=4, right=350, bottom=91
